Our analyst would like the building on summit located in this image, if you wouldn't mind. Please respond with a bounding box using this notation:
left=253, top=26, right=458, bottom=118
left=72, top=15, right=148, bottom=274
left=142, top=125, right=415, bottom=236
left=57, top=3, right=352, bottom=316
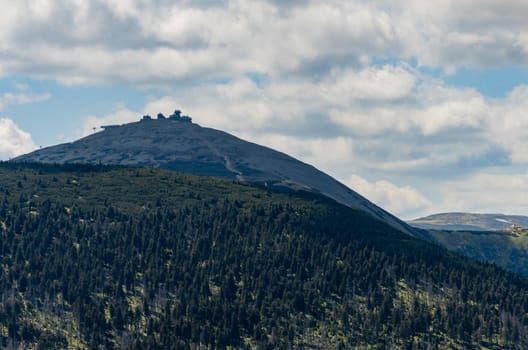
left=169, top=109, right=192, bottom=122
left=139, top=109, right=192, bottom=123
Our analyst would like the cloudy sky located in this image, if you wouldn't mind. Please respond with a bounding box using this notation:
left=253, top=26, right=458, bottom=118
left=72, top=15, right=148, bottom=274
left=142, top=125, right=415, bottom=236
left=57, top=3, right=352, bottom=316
left=1, top=0, right=528, bottom=219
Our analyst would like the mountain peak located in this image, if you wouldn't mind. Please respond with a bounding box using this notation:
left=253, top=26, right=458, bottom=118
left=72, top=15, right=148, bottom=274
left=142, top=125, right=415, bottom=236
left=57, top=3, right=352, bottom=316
left=14, top=112, right=418, bottom=236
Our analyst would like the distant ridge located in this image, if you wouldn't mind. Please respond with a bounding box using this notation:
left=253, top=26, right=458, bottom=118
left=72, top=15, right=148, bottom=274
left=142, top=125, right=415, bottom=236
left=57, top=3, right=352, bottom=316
left=13, top=112, right=420, bottom=237
left=409, top=212, right=528, bottom=231
left=408, top=212, right=528, bottom=278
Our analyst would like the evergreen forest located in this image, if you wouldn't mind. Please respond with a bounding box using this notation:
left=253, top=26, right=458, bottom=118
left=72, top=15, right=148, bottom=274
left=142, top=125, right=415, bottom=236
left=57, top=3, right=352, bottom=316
left=0, top=162, right=527, bottom=349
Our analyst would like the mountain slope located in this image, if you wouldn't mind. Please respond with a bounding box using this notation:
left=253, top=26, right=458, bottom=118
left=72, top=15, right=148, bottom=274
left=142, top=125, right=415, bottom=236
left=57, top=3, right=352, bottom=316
left=409, top=212, right=528, bottom=231
left=427, top=229, right=528, bottom=278
left=409, top=213, right=528, bottom=277
left=1, top=162, right=528, bottom=349
left=13, top=117, right=418, bottom=237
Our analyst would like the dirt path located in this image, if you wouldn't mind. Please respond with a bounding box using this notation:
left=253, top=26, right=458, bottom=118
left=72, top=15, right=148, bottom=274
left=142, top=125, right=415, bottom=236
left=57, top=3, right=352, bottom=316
left=196, top=134, right=244, bottom=180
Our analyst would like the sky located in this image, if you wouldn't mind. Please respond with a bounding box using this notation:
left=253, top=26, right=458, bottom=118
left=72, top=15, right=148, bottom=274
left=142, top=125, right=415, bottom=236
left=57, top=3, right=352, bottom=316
left=1, top=0, right=527, bottom=220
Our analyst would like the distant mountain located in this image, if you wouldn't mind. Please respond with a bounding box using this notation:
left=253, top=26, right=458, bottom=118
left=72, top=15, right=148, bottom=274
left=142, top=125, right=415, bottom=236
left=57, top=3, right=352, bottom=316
left=427, top=228, right=528, bottom=278
left=1, top=162, right=528, bottom=348
left=13, top=115, right=418, bottom=237
left=409, top=212, right=528, bottom=231
left=408, top=212, right=528, bottom=278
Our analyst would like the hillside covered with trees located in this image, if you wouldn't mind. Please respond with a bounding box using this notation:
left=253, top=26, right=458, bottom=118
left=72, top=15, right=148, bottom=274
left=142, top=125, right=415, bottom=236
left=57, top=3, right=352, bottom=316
left=0, top=163, right=527, bottom=349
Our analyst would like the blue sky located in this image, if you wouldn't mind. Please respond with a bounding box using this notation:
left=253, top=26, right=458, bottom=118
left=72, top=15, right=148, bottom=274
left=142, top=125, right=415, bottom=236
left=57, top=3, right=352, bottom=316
left=1, top=0, right=527, bottom=219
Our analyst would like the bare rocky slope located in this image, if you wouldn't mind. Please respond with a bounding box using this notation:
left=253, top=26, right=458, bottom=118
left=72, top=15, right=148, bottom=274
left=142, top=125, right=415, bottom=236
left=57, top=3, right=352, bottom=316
left=13, top=116, right=419, bottom=237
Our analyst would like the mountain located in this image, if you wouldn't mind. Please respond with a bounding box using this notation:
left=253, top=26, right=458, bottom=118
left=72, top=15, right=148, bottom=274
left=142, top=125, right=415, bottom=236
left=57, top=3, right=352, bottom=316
left=426, top=228, right=528, bottom=278
left=13, top=115, right=418, bottom=237
left=408, top=213, right=528, bottom=278
left=1, top=162, right=528, bottom=349
left=409, top=212, right=528, bottom=231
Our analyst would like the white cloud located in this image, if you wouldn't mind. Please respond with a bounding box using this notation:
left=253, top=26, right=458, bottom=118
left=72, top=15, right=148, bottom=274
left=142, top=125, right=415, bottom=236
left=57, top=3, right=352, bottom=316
left=6, top=2, right=528, bottom=88
left=0, top=92, right=50, bottom=111
left=0, top=0, right=527, bottom=95
left=390, top=0, right=528, bottom=68
left=328, top=78, right=487, bottom=138
left=6, top=0, right=528, bottom=86
left=320, top=65, right=416, bottom=104
left=0, top=118, right=36, bottom=160
left=0, top=88, right=49, bottom=159
left=239, top=133, right=356, bottom=176
left=437, top=172, right=528, bottom=215
left=345, top=174, right=431, bottom=219
left=0, top=0, right=482, bottom=85
left=485, top=85, right=528, bottom=164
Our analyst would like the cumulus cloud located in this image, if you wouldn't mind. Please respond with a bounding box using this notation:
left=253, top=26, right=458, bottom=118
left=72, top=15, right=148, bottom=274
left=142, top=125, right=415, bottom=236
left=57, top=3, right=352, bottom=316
left=437, top=172, right=528, bottom=215
left=0, top=88, right=49, bottom=159
left=0, top=118, right=36, bottom=160
left=389, top=0, right=528, bottom=69
left=486, top=85, right=528, bottom=164
left=2, top=0, right=527, bottom=85
left=345, top=174, right=431, bottom=219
